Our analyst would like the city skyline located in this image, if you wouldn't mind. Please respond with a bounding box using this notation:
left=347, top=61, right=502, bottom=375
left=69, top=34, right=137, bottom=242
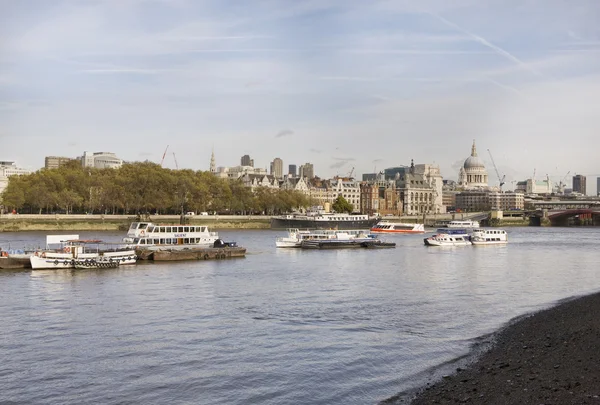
left=1, top=0, right=599, bottom=194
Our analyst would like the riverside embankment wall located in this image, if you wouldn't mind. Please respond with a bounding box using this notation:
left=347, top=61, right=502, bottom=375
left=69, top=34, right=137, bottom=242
left=0, top=214, right=272, bottom=232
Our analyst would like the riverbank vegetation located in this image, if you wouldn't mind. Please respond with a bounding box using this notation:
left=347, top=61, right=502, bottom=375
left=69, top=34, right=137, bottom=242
left=1, top=161, right=311, bottom=215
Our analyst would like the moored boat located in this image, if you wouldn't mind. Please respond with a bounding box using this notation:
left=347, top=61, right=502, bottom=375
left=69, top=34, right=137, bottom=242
left=123, top=222, right=220, bottom=250
left=30, top=235, right=137, bottom=270
left=445, top=220, right=480, bottom=229
left=424, top=233, right=472, bottom=247
left=370, top=221, right=425, bottom=234
left=271, top=207, right=379, bottom=230
left=300, top=238, right=396, bottom=249
left=276, top=228, right=375, bottom=248
left=471, top=228, right=508, bottom=245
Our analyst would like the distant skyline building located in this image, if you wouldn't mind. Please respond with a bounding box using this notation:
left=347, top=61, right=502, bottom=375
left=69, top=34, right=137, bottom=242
left=80, top=151, right=123, bottom=169
left=240, top=154, right=254, bottom=167
left=270, top=157, right=283, bottom=178
left=573, top=174, right=587, bottom=195
left=299, top=163, right=314, bottom=180
left=288, top=164, right=297, bottom=177
left=597, top=177, right=600, bottom=197
left=45, top=156, right=73, bottom=169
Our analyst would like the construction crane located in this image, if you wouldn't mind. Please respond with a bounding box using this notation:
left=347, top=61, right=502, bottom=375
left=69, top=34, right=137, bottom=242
left=557, top=171, right=570, bottom=194
left=172, top=152, right=179, bottom=170
left=487, top=149, right=506, bottom=190
left=160, top=145, right=169, bottom=167
left=348, top=167, right=355, bottom=179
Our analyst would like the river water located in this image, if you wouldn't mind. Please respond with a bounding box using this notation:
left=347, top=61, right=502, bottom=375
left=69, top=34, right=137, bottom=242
left=1, top=227, right=599, bottom=404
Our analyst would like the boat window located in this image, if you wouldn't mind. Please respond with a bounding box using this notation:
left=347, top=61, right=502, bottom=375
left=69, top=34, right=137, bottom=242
left=133, top=238, right=139, bottom=243
left=139, top=223, right=148, bottom=229
left=184, top=238, right=189, bottom=244
left=148, top=226, right=155, bottom=232
left=153, top=239, right=159, bottom=244
left=160, top=239, right=165, bottom=244
left=189, top=226, right=195, bottom=232
left=178, top=227, right=184, bottom=232
left=140, top=239, right=146, bottom=245
left=201, top=227, right=207, bottom=232
left=184, top=227, right=189, bottom=232
left=130, top=223, right=138, bottom=230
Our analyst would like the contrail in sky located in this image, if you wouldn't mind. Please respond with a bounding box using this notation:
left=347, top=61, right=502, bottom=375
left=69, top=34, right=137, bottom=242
left=426, top=12, right=544, bottom=78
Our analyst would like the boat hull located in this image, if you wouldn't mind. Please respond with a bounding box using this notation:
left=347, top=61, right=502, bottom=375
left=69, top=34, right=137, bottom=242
left=271, top=217, right=379, bottom=230
left=300, top=239, right=395, bottom=249
left=424, top=238, right=471, bottom=247
left=369, top=229, right=424, bottom=234
left=140, top=247, right=247, bottom=261
left=471, top=241, right=508, bottom=246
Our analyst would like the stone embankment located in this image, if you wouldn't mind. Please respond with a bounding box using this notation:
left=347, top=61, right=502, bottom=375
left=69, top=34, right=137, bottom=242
left=0, top=214, right=271, bottom=232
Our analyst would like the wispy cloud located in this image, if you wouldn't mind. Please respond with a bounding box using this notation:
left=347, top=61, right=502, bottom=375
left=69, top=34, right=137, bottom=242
left=275, top=129, right=294, bottom=138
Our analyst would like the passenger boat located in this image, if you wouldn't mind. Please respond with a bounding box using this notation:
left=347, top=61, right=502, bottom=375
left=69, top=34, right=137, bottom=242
left=271, top=207, right=379, bottom=230
left=276, top=228, right=375, bottom=248
left=445, top=220, right=480, bottom=229
left=370, top=221, right=425, bottom=234
left=423, top=233, right=472, bottom=247
left=30, top=235, right=137, bottom=270
left=471, top=228, right=508, bottom=245
left=123, top=222, right=220, bottom=250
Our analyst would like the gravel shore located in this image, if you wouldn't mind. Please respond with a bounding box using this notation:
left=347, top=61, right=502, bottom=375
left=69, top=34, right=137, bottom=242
left=409, top=291, right=600, bottom=405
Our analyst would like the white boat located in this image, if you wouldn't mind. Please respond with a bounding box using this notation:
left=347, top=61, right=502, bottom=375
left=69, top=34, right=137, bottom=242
left=123, top=222, right=220, bottom=250
left=446, top=220, right=480, bottom=229
left=424, top=233, right=472, bottom=247
left=370, top=221, right=425, bottom=234
left=30, top=235, right=137, bottom=270
left=276, top=228, right=375, bottom=248
left=471, top=228, right=508, bottom=245
left=271, top=206, right=379, bottom=230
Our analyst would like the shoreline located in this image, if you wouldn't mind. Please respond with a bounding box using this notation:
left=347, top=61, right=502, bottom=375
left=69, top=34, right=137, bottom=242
left=397, top=290, right=600, bottom=404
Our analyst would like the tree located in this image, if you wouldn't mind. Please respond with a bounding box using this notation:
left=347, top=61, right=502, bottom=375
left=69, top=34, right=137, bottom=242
left=332, top=195, right=353, bottom=213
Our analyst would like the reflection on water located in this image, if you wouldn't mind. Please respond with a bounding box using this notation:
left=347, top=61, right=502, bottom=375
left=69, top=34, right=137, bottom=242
left=1, top=227, right=599, bottom=405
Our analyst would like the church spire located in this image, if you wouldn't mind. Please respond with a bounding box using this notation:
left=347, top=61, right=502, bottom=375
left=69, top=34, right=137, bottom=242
left=471, top=139, right=478, bottom=157
left=209, top=146, right=216, bottom=173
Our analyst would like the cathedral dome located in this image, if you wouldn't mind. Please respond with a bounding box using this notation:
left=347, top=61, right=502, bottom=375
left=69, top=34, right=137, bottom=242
left=463, top=155, right=485, bottom=169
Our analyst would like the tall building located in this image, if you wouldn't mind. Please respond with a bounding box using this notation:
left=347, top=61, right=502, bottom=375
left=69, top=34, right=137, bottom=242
left=597, top=177, right=600, bottom=197
left=45, top=156, right=73, bottom=169
left=573, top=174, right=586, bottom=195
left=288, top=164, right=297, bottom=177
left=240, top=154, right=253, bottom=167
left=299, top=163, right=314, bottom=179
left=270, top=157, right=283, bottom=178
left=79, top=151, right=122, bottom=169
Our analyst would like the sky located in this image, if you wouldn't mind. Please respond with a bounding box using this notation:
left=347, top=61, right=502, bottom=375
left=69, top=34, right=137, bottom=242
left=1, top=0, right=600, bottom=194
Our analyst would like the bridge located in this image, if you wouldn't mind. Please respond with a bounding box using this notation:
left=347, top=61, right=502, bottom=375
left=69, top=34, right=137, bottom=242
left=529, top=200, right=600, bottom=226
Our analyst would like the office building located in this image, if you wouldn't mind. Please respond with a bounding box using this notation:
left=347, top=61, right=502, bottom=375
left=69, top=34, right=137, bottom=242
left=573, top=174, right=586, bottom=195
left=270, top=158, right=283, bottom=178
left=80, top=151, right=123, bottom=169
left=45, top=156, right=73, bottom=169
left=299, top=163, right=314, bottom=180
left=288, top=164, right=297, bottom=177
left=241, top=154, right=253, bottom=167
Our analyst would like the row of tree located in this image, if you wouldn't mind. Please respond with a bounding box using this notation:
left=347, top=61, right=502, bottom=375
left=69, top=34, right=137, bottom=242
left=0, top=161, right=327, bottom=215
